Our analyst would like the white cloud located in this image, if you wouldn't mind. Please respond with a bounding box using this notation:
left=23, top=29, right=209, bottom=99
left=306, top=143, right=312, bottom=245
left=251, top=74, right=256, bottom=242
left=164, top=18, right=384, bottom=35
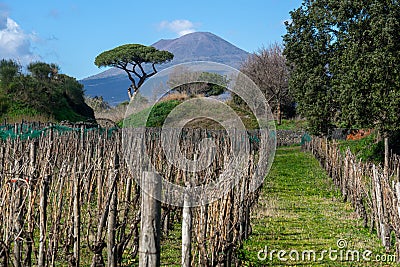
left=158, top=19, right=198, bottom=37
left=0, top=15, right=39, bottom=64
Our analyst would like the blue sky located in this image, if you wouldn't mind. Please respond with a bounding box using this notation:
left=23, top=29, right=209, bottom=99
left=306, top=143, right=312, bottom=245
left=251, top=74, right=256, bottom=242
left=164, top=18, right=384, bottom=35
left=0, top=0, right=302, bottom=80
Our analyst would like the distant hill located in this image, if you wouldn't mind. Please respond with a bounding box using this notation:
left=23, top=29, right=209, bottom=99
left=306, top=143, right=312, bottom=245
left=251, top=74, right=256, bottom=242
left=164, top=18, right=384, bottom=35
left=152, top=32, right=249, bottom=67
left=81, top=32, right=249, bottom=105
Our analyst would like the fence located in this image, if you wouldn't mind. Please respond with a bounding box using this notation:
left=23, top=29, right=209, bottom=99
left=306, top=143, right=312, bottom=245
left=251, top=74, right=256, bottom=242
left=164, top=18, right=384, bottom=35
left=303, top=137, right=400, bottom=259
left=276, top=130, right=305, bottom=146
left=0, top=122, right=117, bottom=141
left=0, top=125, right=269, bottom=266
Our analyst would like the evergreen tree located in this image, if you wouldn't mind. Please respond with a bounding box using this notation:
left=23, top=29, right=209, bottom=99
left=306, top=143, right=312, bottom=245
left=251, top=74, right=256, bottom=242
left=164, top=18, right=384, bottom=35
left=283, top=0, right=338, bottom=135
left=284, top=0, right=400, bottom=139
left=95, top=44, right=173, bottom=99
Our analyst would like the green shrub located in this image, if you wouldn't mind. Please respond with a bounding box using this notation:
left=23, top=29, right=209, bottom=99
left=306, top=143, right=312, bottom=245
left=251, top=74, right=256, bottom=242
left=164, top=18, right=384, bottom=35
left=338, top=133, right=384, bottom=163
left=0, top=60, right=94, bottom=122
left=123, top=100, right=181, bottom=127
left=123, top=99, right=260, bottom=129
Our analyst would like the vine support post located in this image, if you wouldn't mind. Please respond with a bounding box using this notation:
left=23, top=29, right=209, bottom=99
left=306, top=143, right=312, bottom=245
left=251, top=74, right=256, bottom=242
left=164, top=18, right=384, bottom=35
left=139, top=171, right=161, bottom=267
left=182, top=183, right=192, bottom=267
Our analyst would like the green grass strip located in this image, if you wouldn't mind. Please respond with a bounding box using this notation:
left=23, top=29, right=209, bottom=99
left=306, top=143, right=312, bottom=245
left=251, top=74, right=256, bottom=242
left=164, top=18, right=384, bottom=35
left=240, top=146, right=395, bottom=266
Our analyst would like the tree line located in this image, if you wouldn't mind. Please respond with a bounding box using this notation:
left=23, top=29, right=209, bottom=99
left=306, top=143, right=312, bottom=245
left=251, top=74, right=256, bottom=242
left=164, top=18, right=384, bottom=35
left=284, top=0, right=400, bottom=136
left=0, top=59, right=94, bottom=122
left=283, top=0, right=400, bottom=175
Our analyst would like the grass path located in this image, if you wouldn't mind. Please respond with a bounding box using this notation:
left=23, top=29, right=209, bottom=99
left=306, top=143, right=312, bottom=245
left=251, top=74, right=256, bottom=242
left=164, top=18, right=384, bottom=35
left=240, top=146, right=396, bottom=266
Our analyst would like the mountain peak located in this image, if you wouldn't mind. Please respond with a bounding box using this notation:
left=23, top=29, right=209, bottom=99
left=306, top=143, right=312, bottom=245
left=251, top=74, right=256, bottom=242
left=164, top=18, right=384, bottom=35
left=151, top=32, right=248, bottom=67
left=82, top=32, right=249, bottom=105
left=153, top=32, right=222, bottom=43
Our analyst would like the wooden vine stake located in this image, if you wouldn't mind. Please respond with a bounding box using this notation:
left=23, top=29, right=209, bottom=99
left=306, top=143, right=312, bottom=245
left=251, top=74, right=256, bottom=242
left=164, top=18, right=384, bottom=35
left=182, top=182, right=192, bottom=267
left=72, top=161, right=81, bottom=267
left=38, top=175, right=50, bottom=266
left=139, top=171, right=161, bottom=267
left=107, top=150, right=119, bottom=267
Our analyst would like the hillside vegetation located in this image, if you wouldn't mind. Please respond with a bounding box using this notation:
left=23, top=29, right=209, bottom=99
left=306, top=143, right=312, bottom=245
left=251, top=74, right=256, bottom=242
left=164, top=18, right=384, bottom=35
left=338, top=131, right=400, bottom=163
left=122, top=95, right=259, bottom=129
left=0, top=60, right=94, bottom=122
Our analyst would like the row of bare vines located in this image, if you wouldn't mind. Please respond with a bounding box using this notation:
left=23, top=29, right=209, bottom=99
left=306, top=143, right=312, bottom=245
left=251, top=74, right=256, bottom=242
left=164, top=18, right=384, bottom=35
left=304, top=137, right=400, bottom=260
left=0, top=125, right=267, bottom=266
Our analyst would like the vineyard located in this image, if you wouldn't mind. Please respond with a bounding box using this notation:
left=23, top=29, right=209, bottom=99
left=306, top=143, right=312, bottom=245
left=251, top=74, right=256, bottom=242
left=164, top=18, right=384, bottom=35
left=3, top=122, right=399, bottom=266
left=0, top=124, right=272, bottom=266
left=304, top=138, right=400, bottom=259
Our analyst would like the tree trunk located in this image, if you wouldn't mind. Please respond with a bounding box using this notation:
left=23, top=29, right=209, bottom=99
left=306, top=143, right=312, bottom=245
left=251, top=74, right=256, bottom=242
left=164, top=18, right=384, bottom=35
left=276, top=101, right=282, bottom=125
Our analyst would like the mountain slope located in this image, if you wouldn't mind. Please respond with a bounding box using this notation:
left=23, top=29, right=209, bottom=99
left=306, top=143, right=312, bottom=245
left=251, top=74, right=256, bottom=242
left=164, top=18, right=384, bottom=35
left=81, top=32, right=249, bottom=105
left=152, top=32, right=248, bottom=67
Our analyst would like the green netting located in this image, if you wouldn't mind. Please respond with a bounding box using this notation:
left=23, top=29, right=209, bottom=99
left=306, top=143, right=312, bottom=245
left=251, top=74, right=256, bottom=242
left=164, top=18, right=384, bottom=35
left=0, top=124, right=119, bottom=140
left=301, top=133, right=312, bottom=145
